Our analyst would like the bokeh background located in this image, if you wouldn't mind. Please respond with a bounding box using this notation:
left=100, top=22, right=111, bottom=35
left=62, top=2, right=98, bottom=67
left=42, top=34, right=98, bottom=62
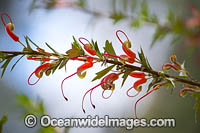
left=0, top=0, right=200, bottom=133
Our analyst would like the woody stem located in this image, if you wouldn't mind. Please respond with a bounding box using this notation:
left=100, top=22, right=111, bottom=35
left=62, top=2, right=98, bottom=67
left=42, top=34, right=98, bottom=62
left=0, top=50, right=200, bottom=88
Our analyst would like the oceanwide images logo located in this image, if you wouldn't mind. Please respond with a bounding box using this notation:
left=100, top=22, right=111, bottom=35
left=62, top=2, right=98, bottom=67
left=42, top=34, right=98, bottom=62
left=24, top=114, right=176, bottom=129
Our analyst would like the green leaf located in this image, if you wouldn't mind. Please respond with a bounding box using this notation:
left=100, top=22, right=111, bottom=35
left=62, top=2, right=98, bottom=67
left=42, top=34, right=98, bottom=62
left=104, top=40, right=118, bottom=61
left=138, top=48, right=152, bottom=71
left=72, top=36, right=83, bottom=52
left=76, top=0, right=85, bottom=7
left=10, top=55, right=25, bottom=72
left=92, top=65, right=115, bottom=82
left=26, top=36, right=40, bottom=48
left=192, top=93, right=200, bottom=123
left=0, top=115, right=8, bottom=133
left=24, top=36, right=34, bottom=52
left=151, top=26, right=168, bottom=47
left=131, top=0, right=137, bottom=13
left=16, top=94, right=45, bottom=117
left=122, top=0, right=128, bottom=12
left=167, top=10, right=175, bottom=24
left=91, top=40, right=103, bottom=58
left=66, top=44, right=82, bottom=58
left=0, top=52, right=8, bottom=63
left=1, top=57, right=13, bottom=78
left=147, top=77, right=162, bottom=92
left=59, top=58, right=69, bottom=70
left=121, top=68, right=132, bottom=87
left=110, top=12, right=125, bottom=24
left=140, top=1, right=149, bottom=18
left=45, top=42, right=63, bottom=58
left=39, top=127, right=55, bottom=133
left=131, top=19, right=141, bottom=28
left=52, top=61, right=61, bottom=74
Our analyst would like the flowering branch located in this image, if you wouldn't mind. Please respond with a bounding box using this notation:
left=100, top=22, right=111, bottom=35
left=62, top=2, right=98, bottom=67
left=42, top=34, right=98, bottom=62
left=1, top=13, right=200, bottom=120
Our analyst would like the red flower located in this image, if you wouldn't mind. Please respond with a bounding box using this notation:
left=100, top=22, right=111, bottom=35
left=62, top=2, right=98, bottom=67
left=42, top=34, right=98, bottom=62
left=61, top=56, right=94, bottom=101
left=79, top=37, right=96, bottom=56
left=126, top=72, right=147, bottom=97
left=104, top=30, right=136, bottom=64
left=116, top=30, right=136, bottom=60
left=28, top=63, right=51, bottom=85
left=1, top=13, right=25, bottom=48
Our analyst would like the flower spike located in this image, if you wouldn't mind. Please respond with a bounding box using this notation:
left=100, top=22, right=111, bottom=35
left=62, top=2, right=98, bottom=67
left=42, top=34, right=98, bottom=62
left=79, top=37, right=96, bottom=56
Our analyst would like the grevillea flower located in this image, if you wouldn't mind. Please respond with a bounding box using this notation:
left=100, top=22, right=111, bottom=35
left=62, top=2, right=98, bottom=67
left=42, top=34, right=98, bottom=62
left=1, top=13, right=25, bottom=48
left=81, top=73, right=120, bottom=113
left=134, top=83, right=165, bottom=118
left=61, top=56, right=94, bottom=101
left=116, top=30, right=136, bottom=60
left=126, top=72, right=147, bottom=97
left=104, top=30, right=136, bottom=64
left=79, top=37, right=96, bottom=56
left=179, top=88, right=200, bottom=97
left=162, top=55, right=182, bottom=71
left=28, top=63, right=51, bottom=85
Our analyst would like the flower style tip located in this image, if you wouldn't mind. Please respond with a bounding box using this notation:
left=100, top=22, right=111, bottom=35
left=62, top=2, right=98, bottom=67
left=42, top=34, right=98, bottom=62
left=61, top=72, right=77, bottom=101
left=28, top=63, right=51, bottom=85
left=82, top=82, right=105, bottom=113
left=78, top=37, right=96, bottom=56
left=81, top=73, right=119, bottom=113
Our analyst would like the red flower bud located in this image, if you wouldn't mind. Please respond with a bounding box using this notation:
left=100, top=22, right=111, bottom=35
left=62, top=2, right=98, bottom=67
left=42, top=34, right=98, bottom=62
left=129, top=72, right=146, bottom=78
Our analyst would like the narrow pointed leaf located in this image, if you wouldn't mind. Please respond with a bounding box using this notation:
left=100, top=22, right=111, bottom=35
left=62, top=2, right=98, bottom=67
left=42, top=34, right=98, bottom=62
left=121, top=68, right=132, bottom=87
left=92, top=65, right=115, bottom=82
left=11, top=55, right=25, bottom=71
